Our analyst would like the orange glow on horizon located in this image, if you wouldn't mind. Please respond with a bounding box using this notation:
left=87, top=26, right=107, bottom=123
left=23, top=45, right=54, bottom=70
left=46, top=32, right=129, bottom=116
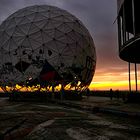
left=89, top=67, right=140, bottom=91
left=0, top=68, right=140, bottom=92
left=0, top=81, right=84, bottom=92
left=89, top=80, right=140, bottom=91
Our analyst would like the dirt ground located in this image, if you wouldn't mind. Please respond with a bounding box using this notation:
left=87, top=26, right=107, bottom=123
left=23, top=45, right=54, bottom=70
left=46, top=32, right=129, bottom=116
left=0, top=97, right=140, bottom=140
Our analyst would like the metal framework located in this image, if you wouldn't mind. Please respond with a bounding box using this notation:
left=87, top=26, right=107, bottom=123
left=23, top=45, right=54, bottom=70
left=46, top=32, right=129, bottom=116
left=117, top=0, right=139, bottom=91
left=0, top=5, right=96, bottom=92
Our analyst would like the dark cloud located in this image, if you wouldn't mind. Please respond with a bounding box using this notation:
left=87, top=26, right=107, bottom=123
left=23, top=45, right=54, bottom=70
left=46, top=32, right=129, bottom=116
left=0, top=0, right=62, bottom=22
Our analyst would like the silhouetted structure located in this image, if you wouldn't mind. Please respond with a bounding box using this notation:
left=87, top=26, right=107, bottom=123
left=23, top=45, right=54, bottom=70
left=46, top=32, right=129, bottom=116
left=110, top=88, right=113, bottom=100
left=86, top=88, right=90, bottom=98
left=117, top=0, right=139, bottom=92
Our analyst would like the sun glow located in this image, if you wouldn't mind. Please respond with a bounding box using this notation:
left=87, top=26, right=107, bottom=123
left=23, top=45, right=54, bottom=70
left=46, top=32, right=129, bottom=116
left=0, top=67, right=139, bottom=92
left=89, top=80, right=140, bottom=90
left=89, top=66, right=140, bottom=90
left=0, top=81, right=86, bottom=93
left=89, top=68, right=140, bottom=91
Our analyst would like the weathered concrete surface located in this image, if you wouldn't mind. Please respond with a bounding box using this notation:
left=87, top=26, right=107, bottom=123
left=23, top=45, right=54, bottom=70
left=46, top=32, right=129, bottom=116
left=0, top=97, right=140, bottom=140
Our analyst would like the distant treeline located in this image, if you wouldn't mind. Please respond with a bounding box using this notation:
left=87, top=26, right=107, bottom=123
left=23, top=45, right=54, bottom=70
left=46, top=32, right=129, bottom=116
left=0, top=90, right=139, bottom=99
left=0, top=92, right=9, bottom=97
left=0, top=90, right=137, bottom=97
left=89, top=90, right=130, bottom=97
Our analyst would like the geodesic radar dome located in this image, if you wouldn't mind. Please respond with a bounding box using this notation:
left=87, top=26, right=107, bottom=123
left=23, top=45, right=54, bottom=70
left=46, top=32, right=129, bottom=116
left=0, top=5, right=96, bottom=91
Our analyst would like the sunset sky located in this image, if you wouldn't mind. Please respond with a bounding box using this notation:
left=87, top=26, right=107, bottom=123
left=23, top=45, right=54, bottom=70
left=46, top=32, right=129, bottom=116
left=0, top=0, right=139, bottom=91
